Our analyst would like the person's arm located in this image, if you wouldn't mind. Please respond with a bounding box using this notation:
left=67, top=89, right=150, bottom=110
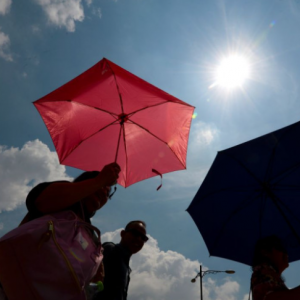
left=101, top=243, right=118, bottom=287
left=266, top=286, right=300, bottom=300
left=91, top=262, right=105, bottom=283
left=90, top=243, right=116, bottom=284
left=36, top=163, right=120, bottom=214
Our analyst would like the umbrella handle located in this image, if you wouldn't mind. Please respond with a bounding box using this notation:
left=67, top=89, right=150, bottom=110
left=152, top=169, right=162, bottom=191
left=108, top=185, right=117, bottom=200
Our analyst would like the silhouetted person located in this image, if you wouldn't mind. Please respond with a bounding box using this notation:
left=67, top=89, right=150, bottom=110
left=251, top=235, right=300, bottom=300
left=93, top=220, right=148, bottom=300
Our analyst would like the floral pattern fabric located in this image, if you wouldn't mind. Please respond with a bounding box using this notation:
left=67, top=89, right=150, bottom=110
left=251, top=264, right=288, bottom=300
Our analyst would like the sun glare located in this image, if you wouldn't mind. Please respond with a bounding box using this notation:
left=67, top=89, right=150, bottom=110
left=213, top=55, right=251, bottom=89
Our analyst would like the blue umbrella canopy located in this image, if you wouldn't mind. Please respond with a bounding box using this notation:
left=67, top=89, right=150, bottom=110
left=187, top=120, right=300, bottom=266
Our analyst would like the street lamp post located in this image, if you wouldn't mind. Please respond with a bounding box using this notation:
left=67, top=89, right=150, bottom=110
left=191, top=265, right=235, bottom=300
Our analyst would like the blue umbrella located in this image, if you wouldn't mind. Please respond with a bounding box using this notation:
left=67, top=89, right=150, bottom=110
left=187, top=121, right=300, bottom=266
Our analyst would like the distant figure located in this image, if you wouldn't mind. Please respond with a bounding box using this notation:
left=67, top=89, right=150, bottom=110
left=93, top=220, right=148, bottom=300
left=251, top=235, right=300, bottom=300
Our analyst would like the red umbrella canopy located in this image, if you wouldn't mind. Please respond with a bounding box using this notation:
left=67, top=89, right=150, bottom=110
left=34, top=58, right=195, bottom=187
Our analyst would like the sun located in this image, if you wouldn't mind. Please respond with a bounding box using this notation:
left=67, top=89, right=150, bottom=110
left=212, top=54, right=251, bottom=90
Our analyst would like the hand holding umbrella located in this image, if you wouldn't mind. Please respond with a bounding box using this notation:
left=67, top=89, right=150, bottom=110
left=94, top=162, right=120, bottom=200
left=96, top=162, right=121, bottom=187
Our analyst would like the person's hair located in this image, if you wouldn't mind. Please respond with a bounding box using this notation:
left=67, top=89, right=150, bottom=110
left=125, top=220, right=146, bottom=230
left=73, top=171, right=100, bottom=183
left=252, top=235, right=287, bottom=270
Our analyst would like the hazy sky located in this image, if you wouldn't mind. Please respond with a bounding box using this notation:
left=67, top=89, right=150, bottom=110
left=2, top=0, right=300, bottom=299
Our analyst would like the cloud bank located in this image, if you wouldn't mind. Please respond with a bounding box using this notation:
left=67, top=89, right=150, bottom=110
left=0, top=140, right=71, bottom=211
left=0, top=0, right=12, bottom=15
left=102, top=229, right=241, bottom=300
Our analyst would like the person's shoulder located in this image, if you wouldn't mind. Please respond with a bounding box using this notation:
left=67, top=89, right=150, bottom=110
left=26, top=181, right=70, bottom=211
left=103, top=242, right=121, bottom=257
left=27, top=181, right=70, bottom=198
left=103, top=242, right=117, bottom=250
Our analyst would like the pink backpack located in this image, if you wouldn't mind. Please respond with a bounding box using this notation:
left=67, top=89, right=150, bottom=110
left=0, top=210, right=103, bottom=300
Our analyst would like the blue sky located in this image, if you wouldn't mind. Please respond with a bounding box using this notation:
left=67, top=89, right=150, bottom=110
left=1, top=0, right=300, bottom=299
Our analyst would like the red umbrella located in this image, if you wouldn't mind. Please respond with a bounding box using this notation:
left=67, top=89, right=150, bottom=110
left=34, top=58, right=195, bottom=187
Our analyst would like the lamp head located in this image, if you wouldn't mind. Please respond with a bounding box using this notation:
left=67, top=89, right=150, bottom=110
left=191, top=278, right=196, bottom=283
left=225, top=270, right=235, bottom=274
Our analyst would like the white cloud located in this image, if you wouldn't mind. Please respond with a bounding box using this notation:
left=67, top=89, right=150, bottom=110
left=85, top=0, right=92, bottom=6
left=0, top=0, right=12, bottom=15
left=91, top=7, right=101, bottom=18
left=210, top=277, right=240, bottom=300
left=0, top=29, right=13, bottom=61
left=35, top=0, right=85, bottom=32
left=192, top=121, right=219, bottom=149
left=0, top=140, right=72, bottom=212
left=243, top=293, right=251, bottom=300
left=101, top=229, right=121, bottom=243
left=102, top=229, right=241, bottom=300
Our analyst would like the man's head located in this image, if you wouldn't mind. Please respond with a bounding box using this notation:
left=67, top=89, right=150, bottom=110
left=252, top=235, right=289, bottom=273
left=120, top=220, right=148, bottom=255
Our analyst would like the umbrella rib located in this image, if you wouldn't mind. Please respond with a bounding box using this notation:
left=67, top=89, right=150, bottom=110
left=115, top=124, right=123, bottom=162
left=272, top=184, right=300, bottom=191
left=264, top=140, right=277, bottom=184
left=127, top=100, right=193, bottom=117
left=60, top=120, right=120, bottom=164
left=222, top=135, right=300, bottom=246
left=265, top=123, right=300, bottom=183
left=128, top=119, right=186, bottom=169
left=221, top=152, right=280, bottom=200
left=259, top=192, right=268, bottom=239
left=64, top=96, right=191, bottom=118
left=122, top=124, right=129, bottom=187
left=107, top=62, right=125, bottom=114
left=61, top=100, right=119, bottom=117
left=222, top=152, right=264, bottom=185
left=269, top=195, right=300, bottom=246
left=223, top=152, right=300, bottom=247
left=275, top=198, right=300, bottom=229
left=196, top=186, right=258, bottom=202
left=271, top=162, right=300, bottom=186
left=243, top=165, right=300, bottom=246
left=114, top=123, right=129, bottom=187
